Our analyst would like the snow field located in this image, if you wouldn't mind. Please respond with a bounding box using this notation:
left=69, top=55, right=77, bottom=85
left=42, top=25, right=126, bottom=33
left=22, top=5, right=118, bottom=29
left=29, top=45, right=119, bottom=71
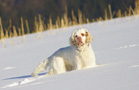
left=0, top=16, right=139, bottom=90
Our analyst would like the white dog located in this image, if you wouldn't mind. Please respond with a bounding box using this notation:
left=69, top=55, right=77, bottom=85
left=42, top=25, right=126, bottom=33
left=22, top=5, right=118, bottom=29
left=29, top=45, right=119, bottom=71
left=32, top=28, right=96, bottom=77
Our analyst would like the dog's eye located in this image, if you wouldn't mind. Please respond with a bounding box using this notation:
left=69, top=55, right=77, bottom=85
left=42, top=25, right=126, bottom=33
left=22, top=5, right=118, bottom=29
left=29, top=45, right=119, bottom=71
left=75, top=35, right=77, bottom=37
left=81, top=33, right=85, bottom=37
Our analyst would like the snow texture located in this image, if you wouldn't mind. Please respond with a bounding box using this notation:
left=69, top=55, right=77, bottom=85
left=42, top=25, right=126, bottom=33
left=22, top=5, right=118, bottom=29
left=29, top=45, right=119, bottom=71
left=0, top=16, right=139, bottom=90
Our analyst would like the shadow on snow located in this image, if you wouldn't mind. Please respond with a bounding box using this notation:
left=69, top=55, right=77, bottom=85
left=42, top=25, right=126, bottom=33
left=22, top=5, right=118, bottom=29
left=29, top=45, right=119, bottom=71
left=2, top=72, right=47, bottom=80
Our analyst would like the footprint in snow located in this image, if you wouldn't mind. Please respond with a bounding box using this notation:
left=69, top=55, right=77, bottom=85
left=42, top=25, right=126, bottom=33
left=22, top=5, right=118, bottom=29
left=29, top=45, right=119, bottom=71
left=115, top=44, right=138, bottom=50
left=4, top=67, right=15, bottom=70
left=130, top=65, right=139, bottom=68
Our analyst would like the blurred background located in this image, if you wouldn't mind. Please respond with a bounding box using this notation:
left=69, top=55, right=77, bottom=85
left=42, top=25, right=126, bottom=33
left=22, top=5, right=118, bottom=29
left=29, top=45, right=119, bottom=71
left=0, top=0, right=136, bottom=35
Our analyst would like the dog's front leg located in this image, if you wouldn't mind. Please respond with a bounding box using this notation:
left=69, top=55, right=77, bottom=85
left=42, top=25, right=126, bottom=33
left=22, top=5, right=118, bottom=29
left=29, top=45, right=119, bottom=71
left=74, top=59, right=82, bottom=70
left=32, top=59, right=48, bottom=77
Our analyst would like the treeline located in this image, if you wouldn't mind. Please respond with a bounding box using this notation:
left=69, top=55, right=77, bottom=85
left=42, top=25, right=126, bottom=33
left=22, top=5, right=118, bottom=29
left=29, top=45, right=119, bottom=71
left=0, top=0, right=135, bottom=33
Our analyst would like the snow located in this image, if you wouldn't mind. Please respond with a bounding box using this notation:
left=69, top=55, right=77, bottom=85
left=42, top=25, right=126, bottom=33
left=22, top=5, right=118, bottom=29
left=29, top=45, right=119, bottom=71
left=0, top=16, right=139, bottom=90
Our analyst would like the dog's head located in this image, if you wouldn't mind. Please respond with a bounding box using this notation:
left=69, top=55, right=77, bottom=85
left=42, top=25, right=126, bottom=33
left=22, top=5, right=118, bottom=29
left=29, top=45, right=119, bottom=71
left=70, top=28, right=93, bottom=47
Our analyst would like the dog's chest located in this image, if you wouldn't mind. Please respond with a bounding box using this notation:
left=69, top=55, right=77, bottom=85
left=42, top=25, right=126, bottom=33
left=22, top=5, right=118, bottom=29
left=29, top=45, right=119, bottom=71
left=74, top=49, right=90, bottom=61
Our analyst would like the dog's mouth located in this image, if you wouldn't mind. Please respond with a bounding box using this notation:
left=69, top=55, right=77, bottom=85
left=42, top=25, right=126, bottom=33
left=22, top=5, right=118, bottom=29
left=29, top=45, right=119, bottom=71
left=77, top=41, right=84, bottom=46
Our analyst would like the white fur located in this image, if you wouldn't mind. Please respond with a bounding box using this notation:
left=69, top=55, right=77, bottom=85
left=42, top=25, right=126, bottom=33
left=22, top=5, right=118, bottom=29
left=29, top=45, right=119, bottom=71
left=32, top=28, right=96, bottom=77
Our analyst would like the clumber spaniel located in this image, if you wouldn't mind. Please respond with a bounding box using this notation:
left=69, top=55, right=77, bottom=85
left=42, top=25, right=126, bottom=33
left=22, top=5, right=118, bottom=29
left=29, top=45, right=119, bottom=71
left=32, top=28, right=96, bottom=76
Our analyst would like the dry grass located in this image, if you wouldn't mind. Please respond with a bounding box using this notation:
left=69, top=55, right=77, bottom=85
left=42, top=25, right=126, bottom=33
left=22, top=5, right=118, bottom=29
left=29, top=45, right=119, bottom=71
left=25, top=19, right=30, bottom=34
left=0, top=17, right=6, bottom=47
left=0, top=1, right=139, bottom=47
left=108, top=4, right=113, bottom=19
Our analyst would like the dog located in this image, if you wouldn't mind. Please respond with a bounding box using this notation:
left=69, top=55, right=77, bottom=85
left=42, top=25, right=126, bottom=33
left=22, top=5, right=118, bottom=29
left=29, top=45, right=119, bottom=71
left=32, top=28, right=96, bottom=77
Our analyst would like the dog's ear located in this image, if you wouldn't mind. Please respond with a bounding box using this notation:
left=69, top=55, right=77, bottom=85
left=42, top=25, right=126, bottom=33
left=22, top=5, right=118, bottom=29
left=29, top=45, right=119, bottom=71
left=70, top=31, right=76, bottom=46
left=85, top=30, right=93, bottom=44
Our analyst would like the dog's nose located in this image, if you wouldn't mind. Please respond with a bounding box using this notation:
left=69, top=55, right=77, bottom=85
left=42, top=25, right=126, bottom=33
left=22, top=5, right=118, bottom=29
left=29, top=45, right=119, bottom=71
left=77, top=37, right=82, bottom=41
